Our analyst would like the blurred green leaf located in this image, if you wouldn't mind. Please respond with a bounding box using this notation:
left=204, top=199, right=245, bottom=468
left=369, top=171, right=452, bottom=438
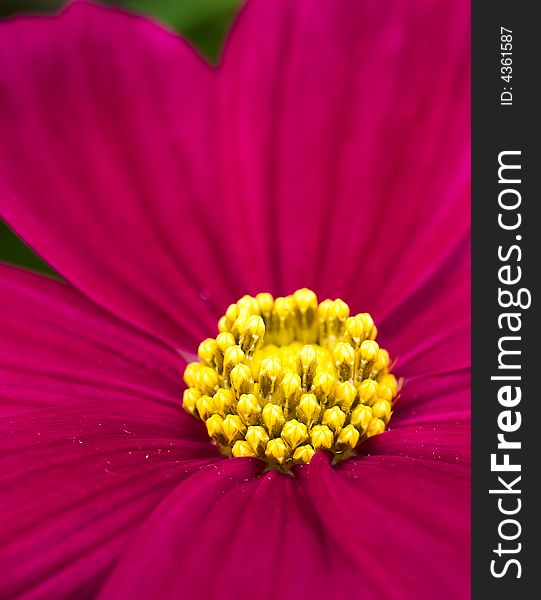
left=0, top=223, right=56, bottom=276
left=124, top=0, right=242, bottom=61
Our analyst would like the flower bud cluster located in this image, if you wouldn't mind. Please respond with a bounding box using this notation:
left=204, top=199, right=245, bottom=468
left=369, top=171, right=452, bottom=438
left=183, top=289, right=399, bottom=471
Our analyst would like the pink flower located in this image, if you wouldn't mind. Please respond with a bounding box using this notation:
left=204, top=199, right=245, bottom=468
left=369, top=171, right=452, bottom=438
left=0, top=1, right=470, bottom=598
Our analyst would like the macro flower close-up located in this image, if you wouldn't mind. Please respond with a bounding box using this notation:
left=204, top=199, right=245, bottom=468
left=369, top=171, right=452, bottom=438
left=0, top=0, right=470, bottom=598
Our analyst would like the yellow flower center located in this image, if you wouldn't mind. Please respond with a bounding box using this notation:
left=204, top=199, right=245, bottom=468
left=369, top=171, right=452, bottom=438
left=182, top=288, right=399, bottom=472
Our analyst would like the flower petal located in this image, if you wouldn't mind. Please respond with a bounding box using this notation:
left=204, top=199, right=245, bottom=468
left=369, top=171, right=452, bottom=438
left=391, top=369, right=470, bottom=427
left=362, top=422, right=471, bottom=464
left=0, top=406, right=219, bottom=599
left=0, top=265, right=220, bottom=597
left=99, top=459, right=337, bottom=599
left=376, top=234, right=470, bottom=425
left=100, top=433, right=470, bottom=599
left=0, top=1, right=242, bottom=349
left=306, top=451, right=470, bottom=599
left=219, top=0, right=470, bottom=310
left=0, top=265, right=180, bottom=413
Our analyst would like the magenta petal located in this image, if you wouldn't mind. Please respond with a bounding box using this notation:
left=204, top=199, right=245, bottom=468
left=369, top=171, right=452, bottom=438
left=375, top=235, right=470, bottom=423
left=306, top=452, right=470, bottom=599
left=99, top=458, right=343, bottom=599
left=101, top=441, right=470, bottom=599
left=392, top=369, right=470, bottom=426
left=0, top=405, right=219, bottom=599
left=361, top=423, right=471, bottom=464
left=0, top=1, right=245, bottom=348
left=0, top=266, right=222, bottom=597
left=0, top=265, right=181, bottom=414
left=219, top=0, right=470, bottom=311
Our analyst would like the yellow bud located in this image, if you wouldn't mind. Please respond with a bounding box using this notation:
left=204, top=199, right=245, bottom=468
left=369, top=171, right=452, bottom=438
left=232, top=440, right=256, bottom=458
left=262, top=403, right=285, bottom=438
left=333, top=342, right=355, bottom=382
left=237, top=295, right=260, bottom=315
left=237, top=393, right=262, bottom=426
left=350, top=404, right=373, bottom=433
left=182, top=388, right=201, bottom=416
left=195, top=367, right=219, bottom=395
left=265, top=438, right=290, bottom=465
left=183, top=362, right=202, bottom=388
left=366, top=417, right=386, bottom=438
left=377, top=383, right=395, bottom=403
left=322, top=406, right=346, bottom=434
left=231, top=313, right=250, bottom=342
left=372, top=349, right=390, bottom=376
left=296, top=393, right=321, bottom=427
left=280, top=372, right=302, bottom=413
left=224, top=303, right=239, bottom=329
left=216, top=331, right=236, bottom=351
left=359, top=340, right=379, bottom=368
left=311, top=371, right=337, bottom=405
left=230, top=363, right=254, bottom=397
left=356, top=313, right=376, bottom=340
left=293, top=444, right=316, bottom=464
left=197, top=338, right=217, bottom=367
left=336, top=424, right=360, bottom=450
left=223, top=345, right=245, bottom=381
left=239, top=315, right=265, bottom=356
left=218, top=316, right=228, bottom=332
left=214, top=331, right=236, bottom=374
left=372, top=399, right=392, bottom=424
left=310, top=425, right=334, bottom=450
left=195, top=395, right=215, bottom=421
left=222, top=414, right=246, bottom=444
left=272, top=297, right=296, bottom=345
left=281, top=419, right=308, bottom=449
left=318, top=299, right=333, bottom=321
left=256, top=292, right=274, bottom=317
left=274, top=296, right=294, bottom=317
left=377, top=373, right=398, bottom=397
left=334, top=381, right=357, bottom=412
left=344, top=316, right=366, bottom=349
left=293, top=288, right=318, bottom=311
left=293, top=288, right=318, bottom=343
left=330, top=298, right=350, bottom=324
left=358, top=379, right=379, bottom=405
left=258, top=356, right=284, bottom=399
left=245, top=425, right=269, bottom=455
left=205, top=414, right=225, bottom=443
left=213, top=388, right=236, bottom=415
left=297, top=344, right=318, bottom=391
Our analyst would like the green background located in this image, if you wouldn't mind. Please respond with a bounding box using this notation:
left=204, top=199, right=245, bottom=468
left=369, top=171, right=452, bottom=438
left=0, top=0, right=242, bottom=276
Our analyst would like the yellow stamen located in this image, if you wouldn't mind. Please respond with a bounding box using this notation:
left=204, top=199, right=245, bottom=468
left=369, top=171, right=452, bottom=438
left=182, top=289, right=398, bottom=471
left=265, top=438, right=290, bottom=464
left=310, top=424, right=334, bottom=450
left=322, top=406, right=346, bottom=434
left=281, top=419, right=309, bottom=449
left=237, top=393, right=262, bottom=426
left=296, top=393, right=321, bottom=428
left=182, top=388, right=201, bottom=416
left=222, top=414, right=246, bottom=444
left=350, top=404, right=373, bottom=434
left=293, top=444, right=316, bottom=464
left=232, top=440, right=256, bottom=458
left=206, top=413, right=225, bottom=444
left=336, top=424, right=360, bottom=451
left=245, top=425, right=270, bottom=455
